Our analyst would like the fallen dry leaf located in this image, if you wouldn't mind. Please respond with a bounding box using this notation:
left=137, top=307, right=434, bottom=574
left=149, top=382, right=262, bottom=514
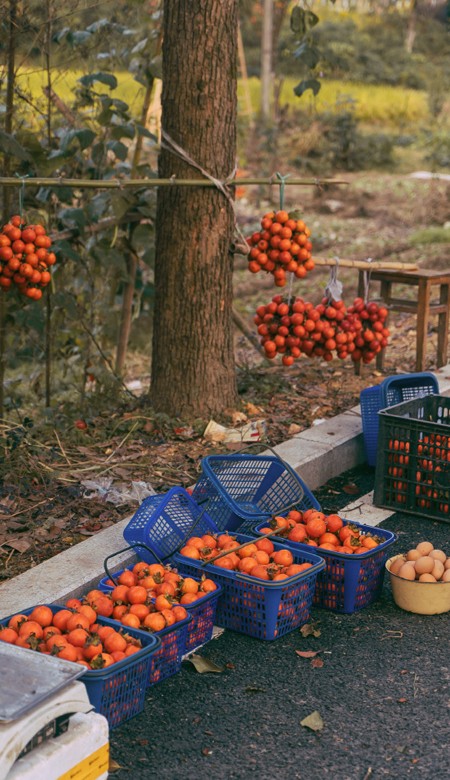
left=295, top=650, right=321, bottom=658
left=300, top=711, right=324, bottom=732
left=108, top=758, right=123, bottom=773
left=2, top=538, right=32, bottom=553
left=300, top=623, right=321, bottom=638
left=311, top=657, right=324, bottom=668
left=187, top=655, right=225, bottom=674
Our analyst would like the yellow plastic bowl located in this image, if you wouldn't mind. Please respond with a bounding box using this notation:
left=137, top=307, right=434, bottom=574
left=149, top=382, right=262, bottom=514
left=386, top=555, right=450, bottom=615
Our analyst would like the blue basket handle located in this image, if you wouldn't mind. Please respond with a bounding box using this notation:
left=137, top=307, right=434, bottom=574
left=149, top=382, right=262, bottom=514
left=227, top=441, right=305, bottom=514
left=103, top=542, right=164, bottom=586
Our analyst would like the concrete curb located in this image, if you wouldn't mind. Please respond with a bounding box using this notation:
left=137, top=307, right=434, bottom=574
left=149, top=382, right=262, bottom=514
left=1, top=365, right=449, bottom=619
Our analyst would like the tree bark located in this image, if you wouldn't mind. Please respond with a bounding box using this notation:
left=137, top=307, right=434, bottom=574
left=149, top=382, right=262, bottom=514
left=261, top=0, right=273, bottom=121
left=149, top=0, right=238, bottom=419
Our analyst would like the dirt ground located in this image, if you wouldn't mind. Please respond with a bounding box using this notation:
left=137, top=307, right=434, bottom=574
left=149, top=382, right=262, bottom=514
left=1, top=172, right=449, bottom=582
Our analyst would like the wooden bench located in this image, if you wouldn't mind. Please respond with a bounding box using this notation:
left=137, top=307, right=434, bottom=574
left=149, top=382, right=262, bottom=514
left=357, top=268, right=450, bottom=371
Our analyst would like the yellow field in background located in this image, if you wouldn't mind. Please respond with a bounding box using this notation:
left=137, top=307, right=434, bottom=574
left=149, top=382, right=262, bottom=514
left=18, top=68, right=430, bottom=129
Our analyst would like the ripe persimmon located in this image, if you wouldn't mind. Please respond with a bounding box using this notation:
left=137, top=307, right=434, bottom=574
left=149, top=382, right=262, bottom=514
left=65, top=613, right=91, bottom=633
left=29, top=605, right=53, bottom=627
left=126, top=585, right=148, bottom=605
left=272, top=549, right=294, bottom=567
left=172, top=606, right=188, bottom=622
left=0, top=627, right=18, bottom=644
left=104, top=632, right=127, bottom=654
left=143, top=612, right=166, bottom=632
left=121, top=613, right=141, bottom=629
left=117, top=570, right=136, bottom=588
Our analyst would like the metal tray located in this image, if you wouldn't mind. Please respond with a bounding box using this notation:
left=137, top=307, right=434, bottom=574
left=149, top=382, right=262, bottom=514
left=0, top=642, right=84, bottom=722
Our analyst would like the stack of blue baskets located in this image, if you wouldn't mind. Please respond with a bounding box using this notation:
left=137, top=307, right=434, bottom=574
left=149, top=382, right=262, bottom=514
left=360, top=371, right=439, bottom=467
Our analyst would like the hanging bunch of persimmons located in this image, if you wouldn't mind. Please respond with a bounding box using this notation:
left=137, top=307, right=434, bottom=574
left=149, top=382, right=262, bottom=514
left=246, top=208, right=389, bottom=368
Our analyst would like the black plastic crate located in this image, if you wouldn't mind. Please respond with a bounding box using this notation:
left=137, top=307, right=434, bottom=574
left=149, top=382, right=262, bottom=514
left=374, top=394, right=450, bottom=522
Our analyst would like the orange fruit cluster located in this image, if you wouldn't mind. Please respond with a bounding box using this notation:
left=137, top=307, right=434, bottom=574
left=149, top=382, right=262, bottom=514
left=346, top=298, right=389, bottom=364
left=179, top=532, right=313, bottom=581
left=0, top=604, right=145, bottom=670
left=0, top=215, right=55, bottom=299
left=103, top=559, right=217, bottom=613
left=246, top=210, right=314, bottom=287
left=260, top=509, right=383, bottom=555
left=254, top=294, right=390, bottom=367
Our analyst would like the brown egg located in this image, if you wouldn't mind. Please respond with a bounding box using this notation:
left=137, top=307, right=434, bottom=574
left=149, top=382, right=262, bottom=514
left=398, top=562, right=416, bottom=581
left=414, top=556, right=435, bottom=575
left=416, top=541, right=434, bottom=556
left=389, top=556, right=406, bottom=575
left=444, top=558, right=450, bottom=571
left=429, top=549, right=447, bottom=563
left=442, top=568, right=450, bottom=582
left=431, top=560, right=445, bottom=581
left=418, top=573, right=437, bottom=582
left=405, top=549, right=421, bottom=562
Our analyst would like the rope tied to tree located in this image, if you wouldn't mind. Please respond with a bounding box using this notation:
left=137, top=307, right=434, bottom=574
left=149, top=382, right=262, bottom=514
left=160, top=130, right=249, bottom=252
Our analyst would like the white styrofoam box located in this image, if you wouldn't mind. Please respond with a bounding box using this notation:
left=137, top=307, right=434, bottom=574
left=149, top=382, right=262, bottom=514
left=6, top=711, right=109, bottom=780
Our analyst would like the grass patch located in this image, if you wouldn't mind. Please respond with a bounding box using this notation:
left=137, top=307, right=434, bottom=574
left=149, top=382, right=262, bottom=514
left=410, top=227, right=450, bottom=244
left=241, top=77, right=430, bottom=128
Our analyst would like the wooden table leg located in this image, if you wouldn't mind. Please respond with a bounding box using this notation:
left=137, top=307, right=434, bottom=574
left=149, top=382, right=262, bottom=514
left=416, top=279, right=430, bottom=371
left=437, top=282, right=450, bottom=368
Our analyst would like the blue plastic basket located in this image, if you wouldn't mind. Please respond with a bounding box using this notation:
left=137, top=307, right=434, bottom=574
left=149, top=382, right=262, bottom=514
left=172, top=532, right=325, bottom=640
left=191, top=450, right=320, bottom=532
left=360, top=371, right=439, bottom=466
left=97, top=568, right=222, bottom=654
left=123, top=487, right=220, bottom=562
left=253, top=520, right=397, bottom=614
left=0, top=605, right=161, bottom=730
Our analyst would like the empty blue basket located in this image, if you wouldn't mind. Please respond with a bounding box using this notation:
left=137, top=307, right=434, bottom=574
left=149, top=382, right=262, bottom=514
left=360, top=372, right=439, bottom=466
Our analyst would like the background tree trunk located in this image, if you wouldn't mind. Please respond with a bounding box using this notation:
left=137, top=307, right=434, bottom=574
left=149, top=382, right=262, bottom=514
left=261, top=0, right=273, bottom=121
left=150, top=0, right=238, bottom=419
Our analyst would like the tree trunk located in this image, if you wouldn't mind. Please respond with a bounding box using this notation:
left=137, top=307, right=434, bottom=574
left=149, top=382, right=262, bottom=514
left=261, top=0, right=273, bottom=121
left=149, top=0, right=238, bottom=419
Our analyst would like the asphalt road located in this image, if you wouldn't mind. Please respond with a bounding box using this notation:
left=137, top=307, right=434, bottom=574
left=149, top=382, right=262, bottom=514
left=109, top=466, right=449, bottom=780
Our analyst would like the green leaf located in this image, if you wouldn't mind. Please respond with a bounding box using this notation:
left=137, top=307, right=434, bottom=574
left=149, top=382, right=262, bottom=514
left=110, top=193, right=133, bottom=220
left=78, top=72, right=118, bottom=90
left=107, top=141, right=128, bottom=161
left=300, top=711, right=324, bottom=731
left=0, top=130, right=31, bottom=161
left=294, top=78, right=321, bottom=98
left=187, top=655, right=225, bottom=674
left=111, top=124, right=135, bottom=141
left=87, top=192, right=111, bottom=221
left=58, top=208, right=86, bottom=232
left=60, top=128, right=96, bottom=153
left=52, top=240, right=82, bottom=262
left=291, top=7, right=306, bottom=36
left=305, top=11, right=320, bottom=30
left=136, top=125, right=158, bottom=141
left=294, top=43, right=321, bottom=69
left=111, top=99, right=130, bottom=114
left=290, top=7, right=320, bottom=36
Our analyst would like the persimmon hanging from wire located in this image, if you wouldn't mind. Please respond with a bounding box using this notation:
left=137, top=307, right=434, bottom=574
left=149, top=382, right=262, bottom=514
left=0, top=215, right=55, bottom=300
left=246, top=210, right=314, bottom=287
